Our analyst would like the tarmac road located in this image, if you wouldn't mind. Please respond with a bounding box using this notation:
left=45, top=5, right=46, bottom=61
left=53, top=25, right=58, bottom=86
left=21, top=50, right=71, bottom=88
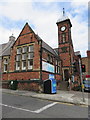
left=1, top=93, right=89, bottom=118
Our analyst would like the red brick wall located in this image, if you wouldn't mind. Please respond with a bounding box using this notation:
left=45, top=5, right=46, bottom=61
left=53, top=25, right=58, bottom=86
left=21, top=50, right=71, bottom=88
left=18, top=82, right=39, bottom=91
left=9, top=23, right=40, bottom=73
left=55, top=74, right=61, bottom=80
left=42, top=72, right=49, bottom=80
left=59, top=53, right=70, bottom=66
left=3, top=71, right=40, bottom=81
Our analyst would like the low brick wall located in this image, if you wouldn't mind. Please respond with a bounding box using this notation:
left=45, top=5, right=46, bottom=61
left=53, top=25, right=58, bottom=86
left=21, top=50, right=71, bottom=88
left=2, top=81, right=9, bottom=89
left=2, top=80, right=41, bottom=92
left=17, top=82, right=39, bottom=92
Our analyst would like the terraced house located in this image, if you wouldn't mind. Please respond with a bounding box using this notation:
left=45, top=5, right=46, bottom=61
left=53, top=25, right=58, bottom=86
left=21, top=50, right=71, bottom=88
left=1, top=15, right=82, bottom=91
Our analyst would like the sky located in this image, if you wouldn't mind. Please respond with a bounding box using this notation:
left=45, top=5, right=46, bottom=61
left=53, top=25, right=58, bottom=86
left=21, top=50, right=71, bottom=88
left=0, top=0, right=89, bottom=57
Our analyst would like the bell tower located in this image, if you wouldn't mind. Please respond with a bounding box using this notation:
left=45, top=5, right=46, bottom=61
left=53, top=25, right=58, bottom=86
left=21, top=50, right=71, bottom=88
left=56, top=9, right=74, bottom=81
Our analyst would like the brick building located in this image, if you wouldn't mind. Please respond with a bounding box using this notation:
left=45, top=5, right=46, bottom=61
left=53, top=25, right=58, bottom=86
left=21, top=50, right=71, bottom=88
left=82, top=50, right=90, bottom=77
left=56, top=16, right=81, bottom=90
left=1, top=23, right=61, bottom=91
left=1, top=15, right=82, bottom=91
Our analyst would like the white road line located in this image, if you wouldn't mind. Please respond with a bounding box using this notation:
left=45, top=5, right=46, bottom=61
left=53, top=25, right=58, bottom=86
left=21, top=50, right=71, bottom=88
left=34, top=102, right=58, bottom=113
left=0, top=103, right=35, bottom=113
left=0, top=102, right=57, bottom=114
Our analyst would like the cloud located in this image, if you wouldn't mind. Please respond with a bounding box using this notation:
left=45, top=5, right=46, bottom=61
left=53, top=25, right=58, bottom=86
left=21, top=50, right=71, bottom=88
left=0, top=1, right=88, bottom=57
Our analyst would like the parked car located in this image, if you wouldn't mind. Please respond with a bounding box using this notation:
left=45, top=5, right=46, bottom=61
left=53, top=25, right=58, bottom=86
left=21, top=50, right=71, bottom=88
left=83, top=80, right=90, bottom=92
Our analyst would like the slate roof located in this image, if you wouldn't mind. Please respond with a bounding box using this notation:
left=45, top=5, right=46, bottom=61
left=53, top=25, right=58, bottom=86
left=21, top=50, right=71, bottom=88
left=57, top=16, right=69, bottom=23
left=56, top=16, right=72, bottom=27
left=36, top=35, right=59, bottom=57
left=0, top=39, right=15, bottom=57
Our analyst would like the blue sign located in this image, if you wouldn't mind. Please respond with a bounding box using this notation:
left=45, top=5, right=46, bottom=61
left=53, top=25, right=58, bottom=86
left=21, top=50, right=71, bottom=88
left=50, top=78, right=57, bottom=93
left=49, top=74, right=55, bottom=79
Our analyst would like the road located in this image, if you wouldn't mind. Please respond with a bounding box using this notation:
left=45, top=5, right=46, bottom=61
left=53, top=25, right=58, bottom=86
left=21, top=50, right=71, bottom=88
left=1, top=93, right=88, bottom=118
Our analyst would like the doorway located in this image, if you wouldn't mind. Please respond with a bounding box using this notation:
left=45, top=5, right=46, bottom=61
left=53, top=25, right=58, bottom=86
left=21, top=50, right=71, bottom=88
left=64, top=69, right=69, bottom=81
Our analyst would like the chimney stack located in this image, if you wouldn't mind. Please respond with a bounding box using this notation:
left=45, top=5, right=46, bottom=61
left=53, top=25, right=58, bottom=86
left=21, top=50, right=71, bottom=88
left=9, top=34, right=15, bottom=41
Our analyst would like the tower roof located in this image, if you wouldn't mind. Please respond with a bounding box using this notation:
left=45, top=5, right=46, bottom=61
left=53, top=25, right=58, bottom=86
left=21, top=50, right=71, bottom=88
left=57, top=16, right=69, bottom=23
left=56, top=8, right=72, bottom=27
left=56, top=15, right=72, bottom=27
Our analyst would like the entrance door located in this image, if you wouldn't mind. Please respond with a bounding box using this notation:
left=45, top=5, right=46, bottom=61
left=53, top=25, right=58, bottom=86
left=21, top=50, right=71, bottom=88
left=64, top=69, right=69, bottom=81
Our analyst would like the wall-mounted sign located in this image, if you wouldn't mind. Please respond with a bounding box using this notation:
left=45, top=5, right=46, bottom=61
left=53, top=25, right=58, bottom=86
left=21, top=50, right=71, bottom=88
left=49, top=74, right=55, bottom=79
left=42, top=61, right=54, bottom=73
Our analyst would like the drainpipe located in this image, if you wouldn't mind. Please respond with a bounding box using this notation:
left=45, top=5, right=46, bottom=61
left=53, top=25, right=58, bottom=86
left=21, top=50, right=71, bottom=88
left=39, top=40, right=42, bottom=89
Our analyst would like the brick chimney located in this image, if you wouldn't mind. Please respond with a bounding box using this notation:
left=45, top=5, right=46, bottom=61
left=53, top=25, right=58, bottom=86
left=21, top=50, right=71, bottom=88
left=9, top=34, right=15, bottom=41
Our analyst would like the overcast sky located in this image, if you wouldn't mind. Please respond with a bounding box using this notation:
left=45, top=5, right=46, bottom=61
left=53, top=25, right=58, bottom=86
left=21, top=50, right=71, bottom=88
left=0, top=0, right=89, bottom=57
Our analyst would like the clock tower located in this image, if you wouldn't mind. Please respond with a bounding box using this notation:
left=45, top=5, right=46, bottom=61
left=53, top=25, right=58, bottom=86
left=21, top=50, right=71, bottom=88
left=56, top=13, right=74, bottom=81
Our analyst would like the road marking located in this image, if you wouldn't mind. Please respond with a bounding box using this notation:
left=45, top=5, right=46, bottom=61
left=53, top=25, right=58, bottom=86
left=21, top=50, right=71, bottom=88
left=0, top=103, right=35, bottom=113
left=0, top=102, right=57, bottom=113
left=34, top=102, right=58, bottom=113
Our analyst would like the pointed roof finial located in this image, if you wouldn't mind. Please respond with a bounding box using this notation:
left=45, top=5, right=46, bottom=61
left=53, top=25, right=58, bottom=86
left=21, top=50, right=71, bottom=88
left=63, top=8, right=65, bottom=16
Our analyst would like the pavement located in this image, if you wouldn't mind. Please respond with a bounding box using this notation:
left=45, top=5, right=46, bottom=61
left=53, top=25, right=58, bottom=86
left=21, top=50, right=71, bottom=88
left=1, top=88, right=89, bottom=106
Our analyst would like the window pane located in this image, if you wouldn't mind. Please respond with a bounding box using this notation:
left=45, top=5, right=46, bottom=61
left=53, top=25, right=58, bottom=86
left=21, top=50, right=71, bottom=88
left=47, top=55, right=50, bottom=61
left=22, top=46, right=27, bottom=53
left=56, top=66, right=58, bottom=73
left=28, top=60, right=33, bottom=69
left=17, top=48, right=21, bottom=54
left=4, top=65, right=7, bottom=72
left=22, top=54, right=27, bottom=60
left=16, top=62, right=20, bottom=70
left=4, top=59, right=8, bottom=64
left=62, top=33, right=66, bottom=43
left=58, top=67, right=60, bottom=73
left=16, top=55, right=21, bottom=61
left=56, top=60, right=58, bottom=65
left=22, top=61, right=26, bottom=70
left=28, top=53, right=34, bottom=59
left=28, top=45, right=34, bottom=52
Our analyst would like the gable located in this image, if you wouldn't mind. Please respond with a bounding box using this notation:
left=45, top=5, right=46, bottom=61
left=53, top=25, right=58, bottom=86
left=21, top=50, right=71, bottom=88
left=19, top=22, right=34, bottom=36
left=12, top=23, right=36, bottom=47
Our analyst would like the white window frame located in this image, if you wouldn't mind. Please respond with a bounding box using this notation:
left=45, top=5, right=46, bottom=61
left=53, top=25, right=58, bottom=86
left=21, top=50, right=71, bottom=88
left=28, top=53, right=34, bottom=59
left=22, top=46, right=27, bottom=53
left=28, top=45, right=34, bottom=52
left=3, top=58, right=8, bottom=72
left=4, top=64, right=7, bottom=72
left=22, top=54, right=27, bottom=60
left=16, top=62, right=20, bottom=70
left=22, top=61, right=26, bottom=70
left=16, top=55, right=21, bottom=61
left=17, top=47, right=21, bottom=54
left=28, top=60, right=33, bottom=70
left=56, top=66, right=58, bottom=73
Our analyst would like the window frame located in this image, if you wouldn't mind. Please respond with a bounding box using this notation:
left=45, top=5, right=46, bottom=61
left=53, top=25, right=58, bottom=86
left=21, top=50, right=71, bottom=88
left=62, top=33, right=66, bottom=43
